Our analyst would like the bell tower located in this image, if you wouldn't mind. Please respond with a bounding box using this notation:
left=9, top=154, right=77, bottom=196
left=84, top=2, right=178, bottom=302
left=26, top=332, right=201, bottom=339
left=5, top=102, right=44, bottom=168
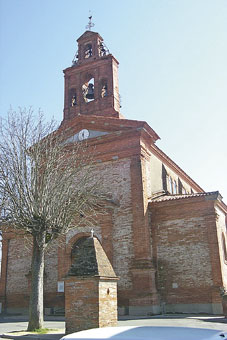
left=63, top=30, right=121, bottom=121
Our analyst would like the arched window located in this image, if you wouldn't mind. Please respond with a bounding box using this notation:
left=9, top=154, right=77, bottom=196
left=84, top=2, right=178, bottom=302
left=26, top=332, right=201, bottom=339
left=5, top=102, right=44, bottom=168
left=84, top=43, right=92, bottom=59
left=168, top=176, right=173, bottom=194
left=222, top=233, right=227, bottom=263
left=173, top=180, right=177, bottom=194
left=98, top=41, right=107, bottom=56
left=69, top=88, right=77, bottom=107
left=100, top=79, right=108, bottom=98
left=82, top=77, right=94, bottom=103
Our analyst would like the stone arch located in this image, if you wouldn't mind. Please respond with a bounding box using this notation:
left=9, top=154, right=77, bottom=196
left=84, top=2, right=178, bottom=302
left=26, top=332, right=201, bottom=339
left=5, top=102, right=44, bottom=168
left=82, top=73, right=95, bottom=103
left=65, top=233, right=90, bottom=271
left=66, top=232, right=102, bottom=268
left=66, top=232, right=90, bottom=256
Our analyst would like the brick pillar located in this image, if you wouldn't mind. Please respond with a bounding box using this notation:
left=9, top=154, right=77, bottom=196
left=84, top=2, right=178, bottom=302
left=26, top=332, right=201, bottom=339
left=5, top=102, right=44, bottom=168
left=64, top=236, right=118, bottom=334
left=65, top=276, right=118, bottom=334
left=129, top=154, right=159, bottom=313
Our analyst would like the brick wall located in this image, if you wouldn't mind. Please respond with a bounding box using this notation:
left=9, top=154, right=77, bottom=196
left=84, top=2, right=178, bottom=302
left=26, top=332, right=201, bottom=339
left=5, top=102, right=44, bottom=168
left=62, top=158, right=134, bottom=290
left=150, top=196, right=223, bottom=313
left=215, top=207, right=227, bottom=289
left=1, top=233, right=65, bottom=312
left=65, top=277, right=99, bottom=333
left=5, top=237, right=32, bottom=311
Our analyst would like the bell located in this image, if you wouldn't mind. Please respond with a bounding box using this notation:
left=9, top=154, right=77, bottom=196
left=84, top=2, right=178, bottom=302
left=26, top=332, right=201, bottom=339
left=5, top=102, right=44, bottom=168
left=86, top=83, right=94, bottom=99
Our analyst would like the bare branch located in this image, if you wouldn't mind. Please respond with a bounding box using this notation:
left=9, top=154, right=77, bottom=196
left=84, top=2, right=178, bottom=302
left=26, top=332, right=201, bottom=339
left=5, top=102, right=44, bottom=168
left=0, top=108, right=105, bottom=247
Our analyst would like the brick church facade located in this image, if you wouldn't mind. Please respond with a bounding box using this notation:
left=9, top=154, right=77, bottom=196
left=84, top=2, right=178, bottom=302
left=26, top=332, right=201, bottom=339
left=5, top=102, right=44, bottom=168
left=0, top=30, right=227, bottom=316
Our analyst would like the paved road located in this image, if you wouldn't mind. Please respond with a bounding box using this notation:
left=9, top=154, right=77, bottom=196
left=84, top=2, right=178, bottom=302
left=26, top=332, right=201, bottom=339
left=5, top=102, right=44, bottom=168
left=119, top=315, right=227, bottom=331
left=0, top=315, right=226, bottom=337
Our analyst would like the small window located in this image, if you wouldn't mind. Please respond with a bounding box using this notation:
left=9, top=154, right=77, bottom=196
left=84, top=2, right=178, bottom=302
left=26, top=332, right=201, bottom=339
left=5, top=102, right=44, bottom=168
left=168, top=176, right=173, bottom=194
left=178, top=178, right=183, bottom=194
left=69, top=89, right=77, bottom=107
left=100, top=79, right=108, bottom=98
left=222, top=233, right=227, bottom=263
left=162, top=165, right=167, bottom=192
left=99, top=41, right=107, bottom=56
left=182, top=187, right=186, bottom=194
left=101, top=84, right=108, bottom=97
left=84, top=43, right=92, bottom=59
left=173, top=180, right=177, bottom=194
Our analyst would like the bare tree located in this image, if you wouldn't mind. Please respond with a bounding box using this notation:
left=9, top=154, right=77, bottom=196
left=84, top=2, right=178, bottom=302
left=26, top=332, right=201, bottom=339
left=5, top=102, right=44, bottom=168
left=0, top=108, right=104, bottom=331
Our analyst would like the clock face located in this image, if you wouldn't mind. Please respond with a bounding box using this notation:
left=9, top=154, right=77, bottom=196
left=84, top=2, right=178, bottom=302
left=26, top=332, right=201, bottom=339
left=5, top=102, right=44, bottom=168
left=78, top=129, right=90, bottom=141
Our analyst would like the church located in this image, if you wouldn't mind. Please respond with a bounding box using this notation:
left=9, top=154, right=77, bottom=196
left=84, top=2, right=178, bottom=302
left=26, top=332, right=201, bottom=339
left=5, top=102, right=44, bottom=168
left=0, top=28, right=226, bottom=316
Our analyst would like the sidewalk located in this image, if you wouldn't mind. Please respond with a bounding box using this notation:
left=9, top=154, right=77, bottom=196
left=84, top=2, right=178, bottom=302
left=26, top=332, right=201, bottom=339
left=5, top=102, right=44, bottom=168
left=1, top=330, right=64, bottom=340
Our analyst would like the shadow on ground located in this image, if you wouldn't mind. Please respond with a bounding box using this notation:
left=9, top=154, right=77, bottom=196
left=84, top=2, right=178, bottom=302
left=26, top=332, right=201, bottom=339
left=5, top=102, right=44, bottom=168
left=198, top=317, right=227, bottom=324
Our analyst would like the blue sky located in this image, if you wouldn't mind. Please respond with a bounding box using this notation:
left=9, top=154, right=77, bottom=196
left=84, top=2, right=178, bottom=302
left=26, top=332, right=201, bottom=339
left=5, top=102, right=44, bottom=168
left=0, top=0, right=227, bottom=202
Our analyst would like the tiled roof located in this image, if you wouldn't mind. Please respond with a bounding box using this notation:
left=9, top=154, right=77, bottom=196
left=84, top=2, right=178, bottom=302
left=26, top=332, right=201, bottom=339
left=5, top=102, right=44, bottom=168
left=149, top=191, right=220, bottom=203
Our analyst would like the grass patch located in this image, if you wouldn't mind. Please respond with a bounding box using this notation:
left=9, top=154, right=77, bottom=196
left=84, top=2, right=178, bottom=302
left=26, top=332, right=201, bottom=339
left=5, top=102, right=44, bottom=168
left=31, top=328, right=57, bottom=334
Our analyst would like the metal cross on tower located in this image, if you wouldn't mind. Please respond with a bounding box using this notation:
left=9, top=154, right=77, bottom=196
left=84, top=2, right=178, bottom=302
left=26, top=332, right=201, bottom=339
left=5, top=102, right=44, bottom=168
left=86, top=14, right=95, bottom=31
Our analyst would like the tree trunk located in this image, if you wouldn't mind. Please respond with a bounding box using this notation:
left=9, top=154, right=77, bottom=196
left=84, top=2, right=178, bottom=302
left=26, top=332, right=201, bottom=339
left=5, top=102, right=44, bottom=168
left=27, top=235, right=45, bottom=331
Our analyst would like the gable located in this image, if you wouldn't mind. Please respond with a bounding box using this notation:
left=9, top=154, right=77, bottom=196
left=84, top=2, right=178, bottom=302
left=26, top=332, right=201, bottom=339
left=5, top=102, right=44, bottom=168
left=77, top=30, right=102, bottom=42
left=60, top=114, right=160, bottom=144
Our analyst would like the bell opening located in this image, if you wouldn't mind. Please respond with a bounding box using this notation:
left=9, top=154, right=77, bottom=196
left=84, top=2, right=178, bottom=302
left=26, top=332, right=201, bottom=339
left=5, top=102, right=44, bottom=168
left=82, top=78, right=94, bottom=103
left=84, top=43, right=92, bottom=59
left=69, top=88, right=77, bottom=107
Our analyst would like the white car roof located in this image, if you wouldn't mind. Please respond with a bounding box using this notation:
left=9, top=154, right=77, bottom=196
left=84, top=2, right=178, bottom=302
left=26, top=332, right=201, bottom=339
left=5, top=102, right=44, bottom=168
left=61, top=326, right=227, bottom=340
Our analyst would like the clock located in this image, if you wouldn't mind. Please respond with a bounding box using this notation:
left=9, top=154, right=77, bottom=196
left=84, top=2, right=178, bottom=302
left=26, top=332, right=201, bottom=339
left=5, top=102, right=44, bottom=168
left=78, top=129, right=90, bottom=141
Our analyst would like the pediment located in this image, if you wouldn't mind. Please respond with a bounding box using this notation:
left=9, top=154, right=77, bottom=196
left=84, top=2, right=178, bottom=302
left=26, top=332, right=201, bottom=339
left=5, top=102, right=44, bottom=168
left=77, top=30, right=103, bottom=42
left=60, top=115, right=160, bottom=144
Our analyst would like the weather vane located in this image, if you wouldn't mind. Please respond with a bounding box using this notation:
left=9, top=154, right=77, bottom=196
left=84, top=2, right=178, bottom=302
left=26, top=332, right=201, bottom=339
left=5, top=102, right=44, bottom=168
left=86, top=12, right=95, bottom=31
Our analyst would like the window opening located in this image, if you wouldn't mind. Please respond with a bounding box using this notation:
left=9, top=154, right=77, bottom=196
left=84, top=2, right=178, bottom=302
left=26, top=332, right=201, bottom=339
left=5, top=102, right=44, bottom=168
left=222, top=233, right=227, bottom=262
left=98, top=40, right=109, bottom=57
left=173, top=180, right=177, bottom=194
left=101, top=85, right=108, bottom=97
left=100, top=79, right=108, bottom=98
left=71, top=95, right=77, bottom=106
left=84, top=43, right=92, bottom=59
left=178, top=178, right=183, bottom=194
left=82, top=78, right=94, bottom=103
left=168, top=176, right=173, bottom=194
left=72, top=50, right=79, bottom=66
left=69, top=89, right=77, bottom=107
